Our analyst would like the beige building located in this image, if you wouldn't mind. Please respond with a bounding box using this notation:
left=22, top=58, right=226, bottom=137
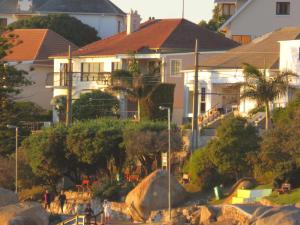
left=216, top=0, right=300, bottom=45
left=3, top=29, right=76, bottom=109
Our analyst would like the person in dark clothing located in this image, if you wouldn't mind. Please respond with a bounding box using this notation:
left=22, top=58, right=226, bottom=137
left=43, top=189, right=51, bottom=210
left=84, top=203, right=94, bottom=225
left=58, top=190, right=67, bottom=213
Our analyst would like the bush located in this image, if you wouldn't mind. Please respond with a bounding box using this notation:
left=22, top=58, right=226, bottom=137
left=273, top=166, right=300, bottom=189
left=92, top=180, right=121, bottom=201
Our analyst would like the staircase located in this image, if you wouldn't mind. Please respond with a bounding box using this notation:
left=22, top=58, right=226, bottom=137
left=57, top=215, right=98, bottom=225
left=248, top=112, right=266, bottom=128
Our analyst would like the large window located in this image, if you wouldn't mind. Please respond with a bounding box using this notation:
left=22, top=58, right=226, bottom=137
left=170, top=59, right=182, bottom=76
left=221, top=3, right=236, bottom=16
left=111, top=62, right=121, bottom=71
left=59, top=63, right=68, bottom=86
left=81, top=62, right=104, bottom=81
left=0, top=18, right=7, bottom=27
left=200, top=87, right=206, bottom=113
left=276, top=2, right=290, bottom=15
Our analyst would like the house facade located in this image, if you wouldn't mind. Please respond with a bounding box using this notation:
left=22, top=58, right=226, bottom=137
left=183, top=27, right=300, bottom=121
left=0, top=0, right=125, bottom=39
left=216, top=0, right=300, bottom=45
left=3, top=29, right=77, bottom=109
left=49, top=14, right=238, bottom=124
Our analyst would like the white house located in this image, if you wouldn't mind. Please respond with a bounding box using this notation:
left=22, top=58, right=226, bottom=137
left=216, top=0, right=300, bottom=45
left=0, top=0, right=125, bottom=39
left=183, top=27, right=300, bottom=121
left=3, top=29, right=77, bottom=109
left=48, top=13, right=238, bottom=124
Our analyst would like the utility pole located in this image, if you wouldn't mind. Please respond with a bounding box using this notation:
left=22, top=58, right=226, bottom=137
left=182, top=0, right=185, bottom=19
left=191, top=39, right=199, bottom=151
left=66, top=45, right=73, bottom=127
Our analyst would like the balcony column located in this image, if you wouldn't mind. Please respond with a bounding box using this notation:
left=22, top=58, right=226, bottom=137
left=119, top=93, right=127, bottom=119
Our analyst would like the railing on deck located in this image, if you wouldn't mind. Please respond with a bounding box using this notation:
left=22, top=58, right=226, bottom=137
left=57, top=214, right=98, bottom=225
left=46, top=72, right=112, bottom=87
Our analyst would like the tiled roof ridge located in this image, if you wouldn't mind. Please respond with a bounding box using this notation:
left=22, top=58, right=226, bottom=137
left=32, top=29, right=48, bottom=61
left=158, top=19, right=184, bottom=48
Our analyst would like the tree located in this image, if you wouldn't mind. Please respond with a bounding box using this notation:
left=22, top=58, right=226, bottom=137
left=9, top=14, right=100, bottom=46
left=73, top=90, right=119, bottom=121
left=22, top=125, right=70, bottom=189
left=123, top=121, right=182, bottom=175
left=199, top=6, right=229, bottom=32
left=111, top=57, right=161, bottom=121
left=186, top=116, right=260, bottom=185
left=241, top=63, right=295, bottom=130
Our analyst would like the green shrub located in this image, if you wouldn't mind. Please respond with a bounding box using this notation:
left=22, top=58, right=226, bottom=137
left=92, top=180, right=121, bottom=201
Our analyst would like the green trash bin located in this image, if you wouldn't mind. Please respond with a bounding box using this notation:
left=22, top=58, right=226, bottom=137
left=214, top=186, right=223, bottom=200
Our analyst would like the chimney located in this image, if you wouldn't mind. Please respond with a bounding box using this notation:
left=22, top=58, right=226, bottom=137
left=18, top=0, right=33, bottom=11
left=127, top=10, right=141, bottom=35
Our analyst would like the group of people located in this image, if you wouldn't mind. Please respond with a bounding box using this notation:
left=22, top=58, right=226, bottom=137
left=43, top=189, right=112, bottom=224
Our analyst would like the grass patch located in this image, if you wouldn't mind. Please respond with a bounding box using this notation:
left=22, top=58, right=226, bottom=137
left=183, top=183, right=202, bottom=193
left=254, top=183, right=273, bottom=190
left=265, top=188, right=300, bottom=205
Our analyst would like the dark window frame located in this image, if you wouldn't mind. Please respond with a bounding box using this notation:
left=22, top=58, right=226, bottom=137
left=276, top=2, right=290, bottom=15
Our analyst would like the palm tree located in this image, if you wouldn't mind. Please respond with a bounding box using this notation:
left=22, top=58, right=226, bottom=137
left=110, top=60, right=160, bottom=121
left=241, top=63, right=296, bottom=130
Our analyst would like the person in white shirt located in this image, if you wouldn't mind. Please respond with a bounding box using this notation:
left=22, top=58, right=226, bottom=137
left=103, top=199, right=112, bottom=224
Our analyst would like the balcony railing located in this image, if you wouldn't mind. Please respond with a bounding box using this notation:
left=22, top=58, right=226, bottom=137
left=45, top=72, right=112, bottom=87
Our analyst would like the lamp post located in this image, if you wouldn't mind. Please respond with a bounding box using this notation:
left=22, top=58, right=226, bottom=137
left=7, top=125, right=18, bottom=193
left=159, top=106, right=171, bottom=222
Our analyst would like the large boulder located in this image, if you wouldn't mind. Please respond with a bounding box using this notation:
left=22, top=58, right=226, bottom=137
left=251, top=206, right=300, bottom=225
left=125, top=170, right=188, bottom=221
left=0, top=202, right=48, bottom=225
left=0, top=188, right=18, bottom=208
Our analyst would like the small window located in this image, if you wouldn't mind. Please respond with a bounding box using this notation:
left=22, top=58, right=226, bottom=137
left=201, top=87, right=206, bottom=102
left=112, top=62, right=121, bottom=71
left=117, top=21, right=121, bottom=33
left=276, top=2, right=290, bottom=15
left=232, top=35, right=252, bottom=45
left=222, top=4, right=235, bottom=16
left=170, top=59, right=182, bottom=76
left=0, top=18, right=7, bottom=27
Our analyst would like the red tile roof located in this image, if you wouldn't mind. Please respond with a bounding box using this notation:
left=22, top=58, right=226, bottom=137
left=68, top=19, right=239, bottom=57
left=3, top=29, right=77, bottom=64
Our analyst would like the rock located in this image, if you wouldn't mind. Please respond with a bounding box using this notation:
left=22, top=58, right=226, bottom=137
left=125, top=170, right=188, bottom=221
left=0, top=202, right=48, bottom=225
left=199, top=206, right=216, bottom=224
left=252, top=206, right=300, bottom=225
left=0, top=187, right=18, bottom=208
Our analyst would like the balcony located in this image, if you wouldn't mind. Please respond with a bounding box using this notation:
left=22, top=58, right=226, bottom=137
left=46, top=72, right=112, bottom=88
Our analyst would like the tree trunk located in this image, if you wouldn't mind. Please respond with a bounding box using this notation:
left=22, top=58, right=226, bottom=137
left=265, top=102, right=270, bottom=130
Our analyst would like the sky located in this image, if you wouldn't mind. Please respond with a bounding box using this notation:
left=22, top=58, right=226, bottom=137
left=110, top=0, right=215, bottom=23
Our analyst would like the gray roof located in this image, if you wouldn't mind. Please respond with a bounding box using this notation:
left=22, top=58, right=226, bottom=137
left=0, top=0, right=125, bottom=15
left=199, top=27, right=300, bottom=70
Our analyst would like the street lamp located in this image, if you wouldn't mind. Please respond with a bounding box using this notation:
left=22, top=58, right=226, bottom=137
left=159, top=106, right=171, bottom=222
left=7, top=125, right=18, bottom=194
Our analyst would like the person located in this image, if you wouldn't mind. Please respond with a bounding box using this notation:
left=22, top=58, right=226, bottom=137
left=84, top=203, right=94, bottom=225
left=43, top=189, right=51, bottom=210
left=103, top=199, right=112, bottom=224
left=58, top=190, right=67, bottom=213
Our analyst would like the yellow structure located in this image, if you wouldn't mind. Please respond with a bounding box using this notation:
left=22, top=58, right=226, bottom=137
left=232, top=189, right=272, bottom=204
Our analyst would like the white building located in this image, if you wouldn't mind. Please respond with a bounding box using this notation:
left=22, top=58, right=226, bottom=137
left=49, top=13, right=238, bottom=124
left=216, top=0, right=300, bottom=45
left=183, top=27, right=300, bottom=120
left=0, top=0, right=125, bottom=39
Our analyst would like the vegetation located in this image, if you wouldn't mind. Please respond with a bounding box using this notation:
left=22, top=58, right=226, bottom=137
left=9, top=14, right=99, bottom=46
left=241, top=63, right=295, bottom=130
left=72, top=90, right=119, bottom=121
left=185, top=116, right=260, bottom=190
left=22, top=119, right=181, bottom=189
left=199, top=6, right=229, bottom=32
left=265, top=188, right=300, bottom=205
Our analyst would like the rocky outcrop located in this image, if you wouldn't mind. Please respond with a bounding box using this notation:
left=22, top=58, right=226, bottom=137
left=251, top=206, right=300, bottom=225
left=0, top=202, right=48, bottom=225
left=125, top=170, right=188, bottom=221
left=0, top=187, right=18, bottom=208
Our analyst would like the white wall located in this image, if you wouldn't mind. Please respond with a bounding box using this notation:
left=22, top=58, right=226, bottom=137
left=226, top=0, right=300, bottom=39
left=66, top=14, right=125, bottom=39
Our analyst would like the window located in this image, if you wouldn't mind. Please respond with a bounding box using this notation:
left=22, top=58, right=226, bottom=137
left=111, top=62, right=121, bottom=71
left=232, top=35, right=252, bottom=45
left=299, top=47, right=300, bottom=60
left=81, top=62, right=104, bottom=81
left=59, top=63, right=68, bottom=86
left=117, top=21, right=121, bottom=33
left=0, top=18, right=7, bottom=27
left=188, top=91, right=193, bottom=114
left=276, top=2, right=290, bottom=15
left=200, top=88, right=206, bottom=113
left=221, top=4, right=236, bottom=16
left=170, top=59, right=182, bottom=76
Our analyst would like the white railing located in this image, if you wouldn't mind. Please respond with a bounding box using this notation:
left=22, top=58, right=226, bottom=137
left=57, top=215, right=86, bottom=225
